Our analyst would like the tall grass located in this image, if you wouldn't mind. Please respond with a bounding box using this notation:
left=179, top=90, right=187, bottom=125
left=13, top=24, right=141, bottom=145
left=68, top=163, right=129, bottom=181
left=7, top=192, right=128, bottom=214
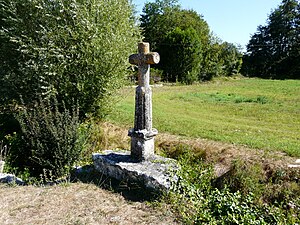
left=108, top=78, right=300, bottom=157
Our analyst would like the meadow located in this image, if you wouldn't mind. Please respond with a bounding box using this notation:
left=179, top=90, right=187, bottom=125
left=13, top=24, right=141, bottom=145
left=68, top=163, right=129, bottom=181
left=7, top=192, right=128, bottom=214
left=108, top=78, right=300, bottom=157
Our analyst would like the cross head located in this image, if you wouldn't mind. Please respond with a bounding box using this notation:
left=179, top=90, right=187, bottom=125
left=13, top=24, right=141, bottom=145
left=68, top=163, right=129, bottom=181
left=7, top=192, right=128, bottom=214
left=129, top=42, right=160, bottom=87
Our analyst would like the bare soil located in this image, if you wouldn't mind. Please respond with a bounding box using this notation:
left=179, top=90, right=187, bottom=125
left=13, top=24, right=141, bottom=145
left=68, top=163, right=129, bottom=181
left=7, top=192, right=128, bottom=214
left=0, top=183, right=177, bottom=225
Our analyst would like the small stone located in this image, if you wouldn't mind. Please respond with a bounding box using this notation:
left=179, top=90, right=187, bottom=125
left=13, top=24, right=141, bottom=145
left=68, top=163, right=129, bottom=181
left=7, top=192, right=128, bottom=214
left=214, top=164, right=231, bottom=177
left=0, top=173, right=25, bottom=185
left=110, top=216, right=121, bottom=223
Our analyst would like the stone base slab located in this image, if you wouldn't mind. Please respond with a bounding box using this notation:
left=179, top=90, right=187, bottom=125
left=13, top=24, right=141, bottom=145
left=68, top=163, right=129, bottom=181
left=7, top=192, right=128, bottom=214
left=92, top=150, right=178, bottom=191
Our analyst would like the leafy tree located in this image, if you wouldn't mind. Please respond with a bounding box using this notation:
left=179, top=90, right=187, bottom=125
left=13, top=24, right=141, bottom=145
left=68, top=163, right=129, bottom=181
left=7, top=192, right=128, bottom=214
left=0, top=0, right=140, bottom=119
left=199, top=38, right=242, bottom=81
left=140, top=0, right=210, bottom=83
left=243, top=0, right=300, bottom=79
left=140, top=0, right=181, bottom=49
left=200, top=37, right=224, bottom=80
left=140, top=0, right=242, bottom=83
left=219, top=42, right=243, bottom=76
left=159, top=27, right=202, bottom=84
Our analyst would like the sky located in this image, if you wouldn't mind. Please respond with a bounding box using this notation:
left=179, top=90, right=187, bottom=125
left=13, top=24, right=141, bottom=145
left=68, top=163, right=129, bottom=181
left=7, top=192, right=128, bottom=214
left=132, top=0, right=282, bottom=51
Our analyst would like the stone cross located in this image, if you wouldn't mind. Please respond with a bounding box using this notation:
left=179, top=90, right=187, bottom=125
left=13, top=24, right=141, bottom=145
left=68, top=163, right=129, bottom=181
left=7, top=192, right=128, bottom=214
left=128, top=42, right=160, bottom=161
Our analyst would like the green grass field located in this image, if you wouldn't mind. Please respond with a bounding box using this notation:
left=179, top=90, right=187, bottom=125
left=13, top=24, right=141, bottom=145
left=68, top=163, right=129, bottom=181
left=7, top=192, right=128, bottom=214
left=108, top=78, right=300, bottom=157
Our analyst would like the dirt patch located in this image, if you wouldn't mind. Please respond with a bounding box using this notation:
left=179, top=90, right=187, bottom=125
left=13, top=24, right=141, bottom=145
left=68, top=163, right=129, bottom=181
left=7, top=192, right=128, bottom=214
left=0, top=183, right=177, bottom=225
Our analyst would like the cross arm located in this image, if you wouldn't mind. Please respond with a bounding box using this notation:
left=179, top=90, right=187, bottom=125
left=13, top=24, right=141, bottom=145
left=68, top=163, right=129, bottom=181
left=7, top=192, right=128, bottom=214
left=129, top=52, right=160, bottom=66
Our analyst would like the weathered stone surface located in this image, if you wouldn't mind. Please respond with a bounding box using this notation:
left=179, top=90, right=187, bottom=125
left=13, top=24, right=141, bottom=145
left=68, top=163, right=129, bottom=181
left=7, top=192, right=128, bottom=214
left=0, top=173, right=25, bottom=185
left=128, top=42, right=160, bottom=161
left=129, top=52, right=160, bottom=65
left=0, top=160, right=4, bottom=173
left=288, top=159, right=300, bottom=168
left=128, top=128, right=158, bottom=161
left=93, top=150, right=178, bottom=191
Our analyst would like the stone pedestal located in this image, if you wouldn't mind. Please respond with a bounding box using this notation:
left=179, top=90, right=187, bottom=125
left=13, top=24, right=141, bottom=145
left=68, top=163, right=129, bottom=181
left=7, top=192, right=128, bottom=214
left=128, top=129, right=158, bottom=160
left=93, top=151, right=178, bottom=191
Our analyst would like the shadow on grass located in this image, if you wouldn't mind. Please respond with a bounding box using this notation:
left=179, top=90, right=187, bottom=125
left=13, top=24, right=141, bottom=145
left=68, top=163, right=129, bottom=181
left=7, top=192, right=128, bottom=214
left=70, top=165, right=161, bottom=202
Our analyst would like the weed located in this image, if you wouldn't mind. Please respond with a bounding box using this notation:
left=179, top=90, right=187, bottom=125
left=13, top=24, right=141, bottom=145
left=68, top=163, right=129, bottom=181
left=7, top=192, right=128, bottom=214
left=79, top=121, right=130, bottom=163
left=166, top=151, right=298, bottom=224
left=0, top=141, right=8, bottom=162
left=216, top=160, right=266, bottom=198
left=0, top=133, right=15, bottom=162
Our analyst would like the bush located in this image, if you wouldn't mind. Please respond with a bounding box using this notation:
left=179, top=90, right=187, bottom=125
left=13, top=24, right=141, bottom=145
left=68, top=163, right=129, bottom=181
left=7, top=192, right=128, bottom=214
left=0, top=0, right=140, bottom=119
left=8, top=96, right=84, bottom=179
left=0, top=0, right=140, bottom=176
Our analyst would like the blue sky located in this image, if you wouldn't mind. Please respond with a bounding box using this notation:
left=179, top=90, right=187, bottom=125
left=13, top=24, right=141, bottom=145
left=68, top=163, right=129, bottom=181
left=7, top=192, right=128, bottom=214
left=132, top=0, right=282, bottom=51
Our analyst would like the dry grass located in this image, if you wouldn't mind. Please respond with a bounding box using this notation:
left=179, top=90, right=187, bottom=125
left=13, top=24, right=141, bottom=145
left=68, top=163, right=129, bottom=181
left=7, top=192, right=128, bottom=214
left=83, top=121, right=130, bottom=157
left=0, top=183, right=177, bottom=225
left=97, top=122, right=297, bottom=169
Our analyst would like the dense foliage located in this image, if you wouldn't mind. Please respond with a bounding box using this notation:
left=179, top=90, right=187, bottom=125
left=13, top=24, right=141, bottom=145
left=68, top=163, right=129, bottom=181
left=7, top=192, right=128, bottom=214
left=167, top=150, right=299, bottom=224
left=243, top=0, right=300, bottom=79
left=0, top=0, right=140, bottom=119
left=140, top=0, right=242, bottom=83
left=0, top=0, right=140, bottom=177
left=159, top=27, right=202, bottom=84
left=10, top=97, right=83, bottom=178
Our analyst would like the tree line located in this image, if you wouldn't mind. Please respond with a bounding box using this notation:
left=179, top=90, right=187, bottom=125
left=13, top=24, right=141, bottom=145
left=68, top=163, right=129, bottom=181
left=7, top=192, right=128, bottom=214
left=141, top=0, right=299, bottom=82
left=141, top=0, right=242, bottom=84
left=242, top=0, right=300, bottom=79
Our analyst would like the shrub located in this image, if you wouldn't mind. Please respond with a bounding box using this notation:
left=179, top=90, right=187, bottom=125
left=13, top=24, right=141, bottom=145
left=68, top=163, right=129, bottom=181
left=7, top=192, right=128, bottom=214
left=8, top=96, right=84, bottom=179
left=0, top=0, right=140, bottom=120
left=0, top=0, right=140, bottom=176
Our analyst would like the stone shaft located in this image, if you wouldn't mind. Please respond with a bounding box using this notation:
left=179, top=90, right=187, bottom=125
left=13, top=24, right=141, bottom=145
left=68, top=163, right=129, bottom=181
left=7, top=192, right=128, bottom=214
left=134, top=86, right=152, bottom=131
left=128, top=42, right=160, bottom=161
